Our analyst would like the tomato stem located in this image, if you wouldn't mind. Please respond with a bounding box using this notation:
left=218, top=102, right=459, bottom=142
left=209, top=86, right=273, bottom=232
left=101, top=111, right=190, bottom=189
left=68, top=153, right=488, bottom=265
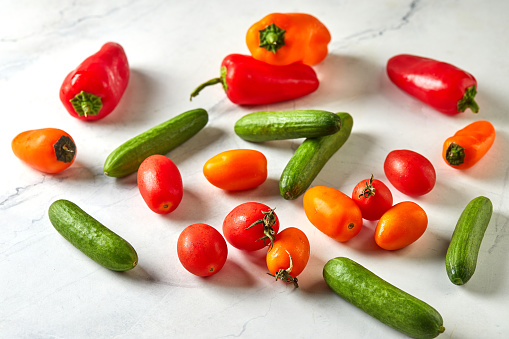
left=445, top=143, right=465, bottom=166
left=457, top=85, right=479, bottom=113
left=267, top=251, right=299, bottom=288
left=245, top=208, right=277, bottom=250
left=358, top=174, right=376, bottom=199
left=258, top=23, right=286, bottom=53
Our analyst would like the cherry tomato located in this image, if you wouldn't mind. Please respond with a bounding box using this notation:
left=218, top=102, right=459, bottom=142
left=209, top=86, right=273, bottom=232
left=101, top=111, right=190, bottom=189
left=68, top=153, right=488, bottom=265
left=177, top=223, right=228, bottom=277
left=137, top=155, right=183, bottom=214
left=375, top=201, right=428, bottom=250
left=384, top=149, right=436, bottom=196
left=266, top=227, right=310, bottom=288
left=303, top=186, right=363, bottom=242
left=222, top=202, right=280, bottom=251
left=352, top=175, right=393, bottom=221
left=203, top=149, right=267, bottom=191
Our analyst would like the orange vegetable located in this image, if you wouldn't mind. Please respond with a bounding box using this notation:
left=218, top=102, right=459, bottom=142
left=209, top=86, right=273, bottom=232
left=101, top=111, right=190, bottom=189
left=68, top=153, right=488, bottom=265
left=303, top=186, right=363, bottom=242
left=374, top=201, right=428, bottom=250
left=203, top=149, right=267, bottom=191
left=12, top=128, right=76, bottom=174
left=266, top=227, right=310, bottom=288
left=443, top=120, right=495, bottom=170
left=246, top=13, right=331, bottom=66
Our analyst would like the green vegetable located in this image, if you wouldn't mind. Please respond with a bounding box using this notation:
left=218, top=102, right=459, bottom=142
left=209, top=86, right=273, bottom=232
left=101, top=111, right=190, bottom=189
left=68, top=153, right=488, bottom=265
left=103, top=108, right=208, bottom=177
left=48, top=199, right=138, bottom=271
left=234, top=110, right=342, bottom=142
left=323, top=257, right=445, bottom=339
left=445, top=196, right=493, bottom=285
left=279, top=112, right=353, bottom=200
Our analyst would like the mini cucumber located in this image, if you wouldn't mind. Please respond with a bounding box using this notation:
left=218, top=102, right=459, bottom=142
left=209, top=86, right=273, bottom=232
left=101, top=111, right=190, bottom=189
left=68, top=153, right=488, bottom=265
left=48, top=199, right=138, bottom=271
left=323, top=257, right=445, bottom=339
left=103, top=108, right=208, bottom=177
left=234, top=110, right=342, bottom=142
left=279, top=112, right=353, bottom=200
left=446, top=196, right=493, bottom=285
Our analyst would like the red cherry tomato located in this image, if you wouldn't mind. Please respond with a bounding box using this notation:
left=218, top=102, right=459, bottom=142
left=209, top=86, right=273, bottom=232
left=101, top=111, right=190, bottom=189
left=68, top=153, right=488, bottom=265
left=177, top=223, right=228, bottom=277
left=222, top=202, right=280, bottom=251
left=137, top=155, right=183, bottom=214
left=266, top=227, right=310, bottom=288
left=384, top=150, right=436, bottom=196
left=352, top=175, right=393, bottom=221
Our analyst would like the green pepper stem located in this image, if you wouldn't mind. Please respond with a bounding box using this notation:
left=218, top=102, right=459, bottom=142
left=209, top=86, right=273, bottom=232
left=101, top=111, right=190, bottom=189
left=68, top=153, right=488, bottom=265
left=190, top=78, right=221, bottom=101
left=259, top=23, right=286, bottom=54
left=69, top=91, right=102, bottom=117
left=457, top=85, right=479, bottom=113
left=446, top=143, right=465, bottom=166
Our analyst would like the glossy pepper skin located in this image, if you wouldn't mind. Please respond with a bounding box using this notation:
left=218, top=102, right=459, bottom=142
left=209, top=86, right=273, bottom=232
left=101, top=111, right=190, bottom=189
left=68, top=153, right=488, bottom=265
left=246, top=13, right=331, bottom=66
left=60, top=42, right=130, bottom=121
left=443, top=120, right=495, bottom=170
left=190, top=54, right=319, bottom=105
left=387, top=54, right=479, bottom=115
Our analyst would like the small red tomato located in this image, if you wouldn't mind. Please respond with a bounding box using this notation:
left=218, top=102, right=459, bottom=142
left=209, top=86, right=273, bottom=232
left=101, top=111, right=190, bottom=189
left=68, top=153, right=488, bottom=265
left=384, top=150, right=436, bottom=196
left=177, top=223, right=228, bottom=277
left=203, top=149, right=267, bottom=191
left=137, top=155, right=183, bottom=214
left=223, top=202, right=280, bottom=251
left=352, top=175, right=393, bottom=221
left=266, top=227, right=310, bottom=288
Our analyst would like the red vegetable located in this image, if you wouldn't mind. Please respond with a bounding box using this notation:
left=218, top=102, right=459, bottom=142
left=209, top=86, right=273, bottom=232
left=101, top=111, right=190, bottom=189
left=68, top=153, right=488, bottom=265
left=190, top=54, right=319, bottom=105
left=222, top=202, right=280, bottom=251
left=387, top=54, right=478, bottom=115
left=352, top=175, right=393, bottom=221
left=384, top=149, right=436, bottom=197
left=60, top=42, right=130, bottom=121
left=177, top=223, right=228, bottom=277
left=137, top=155, right=183, bottom=215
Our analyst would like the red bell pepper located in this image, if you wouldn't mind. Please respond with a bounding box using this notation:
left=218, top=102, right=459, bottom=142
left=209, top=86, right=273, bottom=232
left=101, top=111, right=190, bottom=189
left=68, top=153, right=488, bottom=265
left=386, top=54, right=479, bottom=115
left=190, top=54, right=319, bottom=105
left=60, top=42, right=130, bottom=121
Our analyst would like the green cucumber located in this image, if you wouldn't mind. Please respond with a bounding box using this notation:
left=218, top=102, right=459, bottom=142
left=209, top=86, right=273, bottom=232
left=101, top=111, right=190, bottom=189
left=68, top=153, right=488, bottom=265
left=48, top=199, right=138, bottom=271
left=323, top=257, right=445, bottom=339
left=279, top=112, right=353, bottom=200
left=445, top=196, right=493, bottom=285
left=234, top=110, right=342, bottom=142
left=104, top=108, right=208, bottom=177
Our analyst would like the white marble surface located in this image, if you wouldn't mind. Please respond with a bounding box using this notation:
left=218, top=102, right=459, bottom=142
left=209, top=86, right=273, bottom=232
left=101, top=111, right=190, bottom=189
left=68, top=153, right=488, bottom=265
left=2, top=0, right=508, bottom=338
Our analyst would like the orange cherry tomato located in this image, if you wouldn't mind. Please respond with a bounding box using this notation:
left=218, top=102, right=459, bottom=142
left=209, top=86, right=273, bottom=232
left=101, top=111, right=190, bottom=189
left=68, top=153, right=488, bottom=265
left=266, top=227, right=310, bottom=288
left=375, top=201, right=428, bottom=250
left=203, top=149, right=267, bottom=191
left=303, top=186, right=363, bottom=242
left=443, top=120, right=495, bottom=170
left=12, top=128, right=76, bottom=174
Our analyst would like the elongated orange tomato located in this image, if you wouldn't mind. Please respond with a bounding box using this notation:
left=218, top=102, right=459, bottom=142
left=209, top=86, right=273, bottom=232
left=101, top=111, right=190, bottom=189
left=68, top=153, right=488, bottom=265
left=203, top=149, right=267, bottom=191
left=443, top=120, right=495, bottom=170
left=303, top=186, right=363, bottom=242
left=12, top=128, right=76, bottom=174
left=375, top=201, right=428, bottom=250
left=246, top=13, right=331, bottom=66
left=266, top=227, right=310, bottom=288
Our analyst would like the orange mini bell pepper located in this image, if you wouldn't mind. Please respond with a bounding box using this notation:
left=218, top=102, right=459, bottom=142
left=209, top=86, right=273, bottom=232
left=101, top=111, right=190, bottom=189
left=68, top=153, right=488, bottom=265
left=443, top=120, right=495, bottom=170
left=246, top=13, right=331, bottom=66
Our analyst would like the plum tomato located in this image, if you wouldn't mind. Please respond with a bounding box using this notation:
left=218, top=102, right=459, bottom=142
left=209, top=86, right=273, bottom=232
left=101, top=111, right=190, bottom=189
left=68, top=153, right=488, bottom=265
left=383, top=149, right=436, bottom=196
left=203, top=149, right=267, bottom=191
left=352, top=175, right=393, bottom=221
left=266, top=227, right=310, bottom=288
left=303, top=186, right=363, bottom=242
left=222, top=202, right=280, bottom=251
left=375, top=201, right=428, bottom=250
left=137, top=155, right=183, bottom=214
left=177, top=223, right=228, bottom=277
